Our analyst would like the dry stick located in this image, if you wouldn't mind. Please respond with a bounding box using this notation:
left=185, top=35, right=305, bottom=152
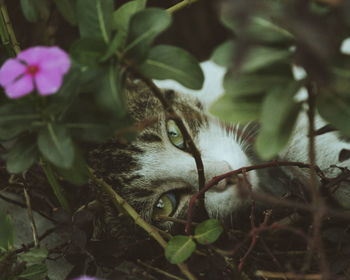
left=88, top=168, right=197, bottom=280
left=14, top=227, right=56, bottom=254
left=255, top=271, right=322, bottom=280
left=185, top=161, right=321, bottom=233
left=305, top=85, right=330, bottom=279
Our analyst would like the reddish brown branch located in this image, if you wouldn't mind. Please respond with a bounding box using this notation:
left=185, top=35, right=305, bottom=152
left=185, top=161, right=321, bottom=233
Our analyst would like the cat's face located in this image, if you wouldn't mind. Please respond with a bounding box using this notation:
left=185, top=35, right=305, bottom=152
left=91, top=80, right=259, bottom=229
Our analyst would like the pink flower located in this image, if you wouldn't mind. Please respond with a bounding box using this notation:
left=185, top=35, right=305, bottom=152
left=0, top=46, right=71, bottom=99
left=73, top=276, right=99, bottom=280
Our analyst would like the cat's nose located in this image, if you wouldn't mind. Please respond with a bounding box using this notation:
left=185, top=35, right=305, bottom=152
left=204, top=160, right=233, bottom=192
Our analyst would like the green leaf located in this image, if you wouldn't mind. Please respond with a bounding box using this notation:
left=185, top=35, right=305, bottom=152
left=125, top=8, right=172, bottom=62
left=210, top=94, right=262, bottom=124
left=19, top=264, right=48, bottom=280
left=165, top=235, right=196, bottom=264
left=0, top=210, right=14, bottom=250
left=76, top=0, right=114, bottom=43
left=56, top=148, right=88, bottom=185
left=96, top=63, right=126, bottom=117
left=224, top=72, right=291, bottom=97
left=101, top=32, right=125, bottom=61
left=6, top=136, right=38, bottom=174
left=256, top=82, right=302, bottom=159
left=19, top=248, right=48, bottom=264
left=211, top=40, right=234, bottom=67
left=53, top=0, right=77, bottom=25
left=0, top=103, right=39, bottom=140
left=38, top=124, right=75, bottom=168
left=70, top=38, right=107, bottom=66
left=247, top=16, right=293, bottom=43
left=317, top=91, right=350, bottom=137
left=113, top=0, right=146, bottom=32
left=194, top=219, right=223, bottom=245
left=241, top=46, right=291, bottom=73
left=20, top=0, right=50, bottom=22
left=139, top=45, right=204, bottom=90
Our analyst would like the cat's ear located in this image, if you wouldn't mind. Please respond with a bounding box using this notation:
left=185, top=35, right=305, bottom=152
left=153, top=61, right=226, bottom=109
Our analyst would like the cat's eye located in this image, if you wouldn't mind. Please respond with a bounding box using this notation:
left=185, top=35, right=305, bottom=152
left=152, top=192, right=177, bottom=219
left=166, top=119, right=185, bottom=149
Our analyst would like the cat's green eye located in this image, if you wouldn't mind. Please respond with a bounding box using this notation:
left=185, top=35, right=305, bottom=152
left=166, top=119, right=185, bottom=149
left=153, top=192, right=177, bottom=219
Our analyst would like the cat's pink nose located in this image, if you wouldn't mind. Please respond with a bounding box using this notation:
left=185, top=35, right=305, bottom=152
left=204, top=160, right=233, bottom=192
left=211, top=178, right=228, bottom=192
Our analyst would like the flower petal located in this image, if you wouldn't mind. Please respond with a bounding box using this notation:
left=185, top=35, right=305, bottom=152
left=4, top=75, right=34, bottom=99
left=35, top=70, right=63, bottom=95
left=0, top=59, right=26, bottom=87
left=17, top=46, right=48, bottom=65
left=39, top=46, right=71, bottom=74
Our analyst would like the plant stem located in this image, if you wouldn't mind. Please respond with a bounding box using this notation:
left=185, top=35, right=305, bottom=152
left=88, top=167, right=197, bottom=280
left=23, top=187, right=40, bottom=247
left=0, top=0, right=20, bottom=54
left=41, top=160, right=71, bottom=213
left=167, top=0, right=199, bottom=13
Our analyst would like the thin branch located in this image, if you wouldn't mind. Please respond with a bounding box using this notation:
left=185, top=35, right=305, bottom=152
left=304, top=84, right=330, bottom=279
left=23, top=187, right=39, bottom=248
left=41, top=160, right=71, bottom=213
left=255, top=271, right=322, bottom=279
left=185, top=161, right=323, bottom=233
left=14, top=227, right=56, bottom=254
left=88, top=167, right=197, bottom=280
left=0, top=0, right=20, bottom=54
left=167, top=0, right=200, bottom=13
left=138, top=260, right=185, bottom=280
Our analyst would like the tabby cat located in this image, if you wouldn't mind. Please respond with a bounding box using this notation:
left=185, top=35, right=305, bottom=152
left=89, top=62, right=350, bottom=235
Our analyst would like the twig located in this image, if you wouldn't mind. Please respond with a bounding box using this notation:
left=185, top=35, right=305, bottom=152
left=305, top=84, right=330, bottom=279
left=138, top=260, right=185, bottom=280
left=0, top=0, right=20, bottom=54
left=157, top=215, right=198, bottom=226
left=14, top=227, right=56, bottom=254
left=167, top=0, right=200, bottom=13
left=255, top=271, right=322, bottom=279
left=260, top=238, right=287, bottom=280
left=88, top=167, right=197, bottom=280
left=41, top=160, right=71, bottom=213
left=0, top=192, right=55, bottom=222
left=185, top=161, right=324, bottom=233
left=23, top=188, right=39, bottom=248
left=238, top=210, right=272, bottom=271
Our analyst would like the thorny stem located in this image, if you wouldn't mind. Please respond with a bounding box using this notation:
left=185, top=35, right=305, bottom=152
left=88, top=168, right=197, bottom=280
left=185, top=161, right=323, bottom=233
left=167, top=0, right=200, bottom=13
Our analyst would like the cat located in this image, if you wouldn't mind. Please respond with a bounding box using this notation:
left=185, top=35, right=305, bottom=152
left=89, top=61, right=350, bottom=237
